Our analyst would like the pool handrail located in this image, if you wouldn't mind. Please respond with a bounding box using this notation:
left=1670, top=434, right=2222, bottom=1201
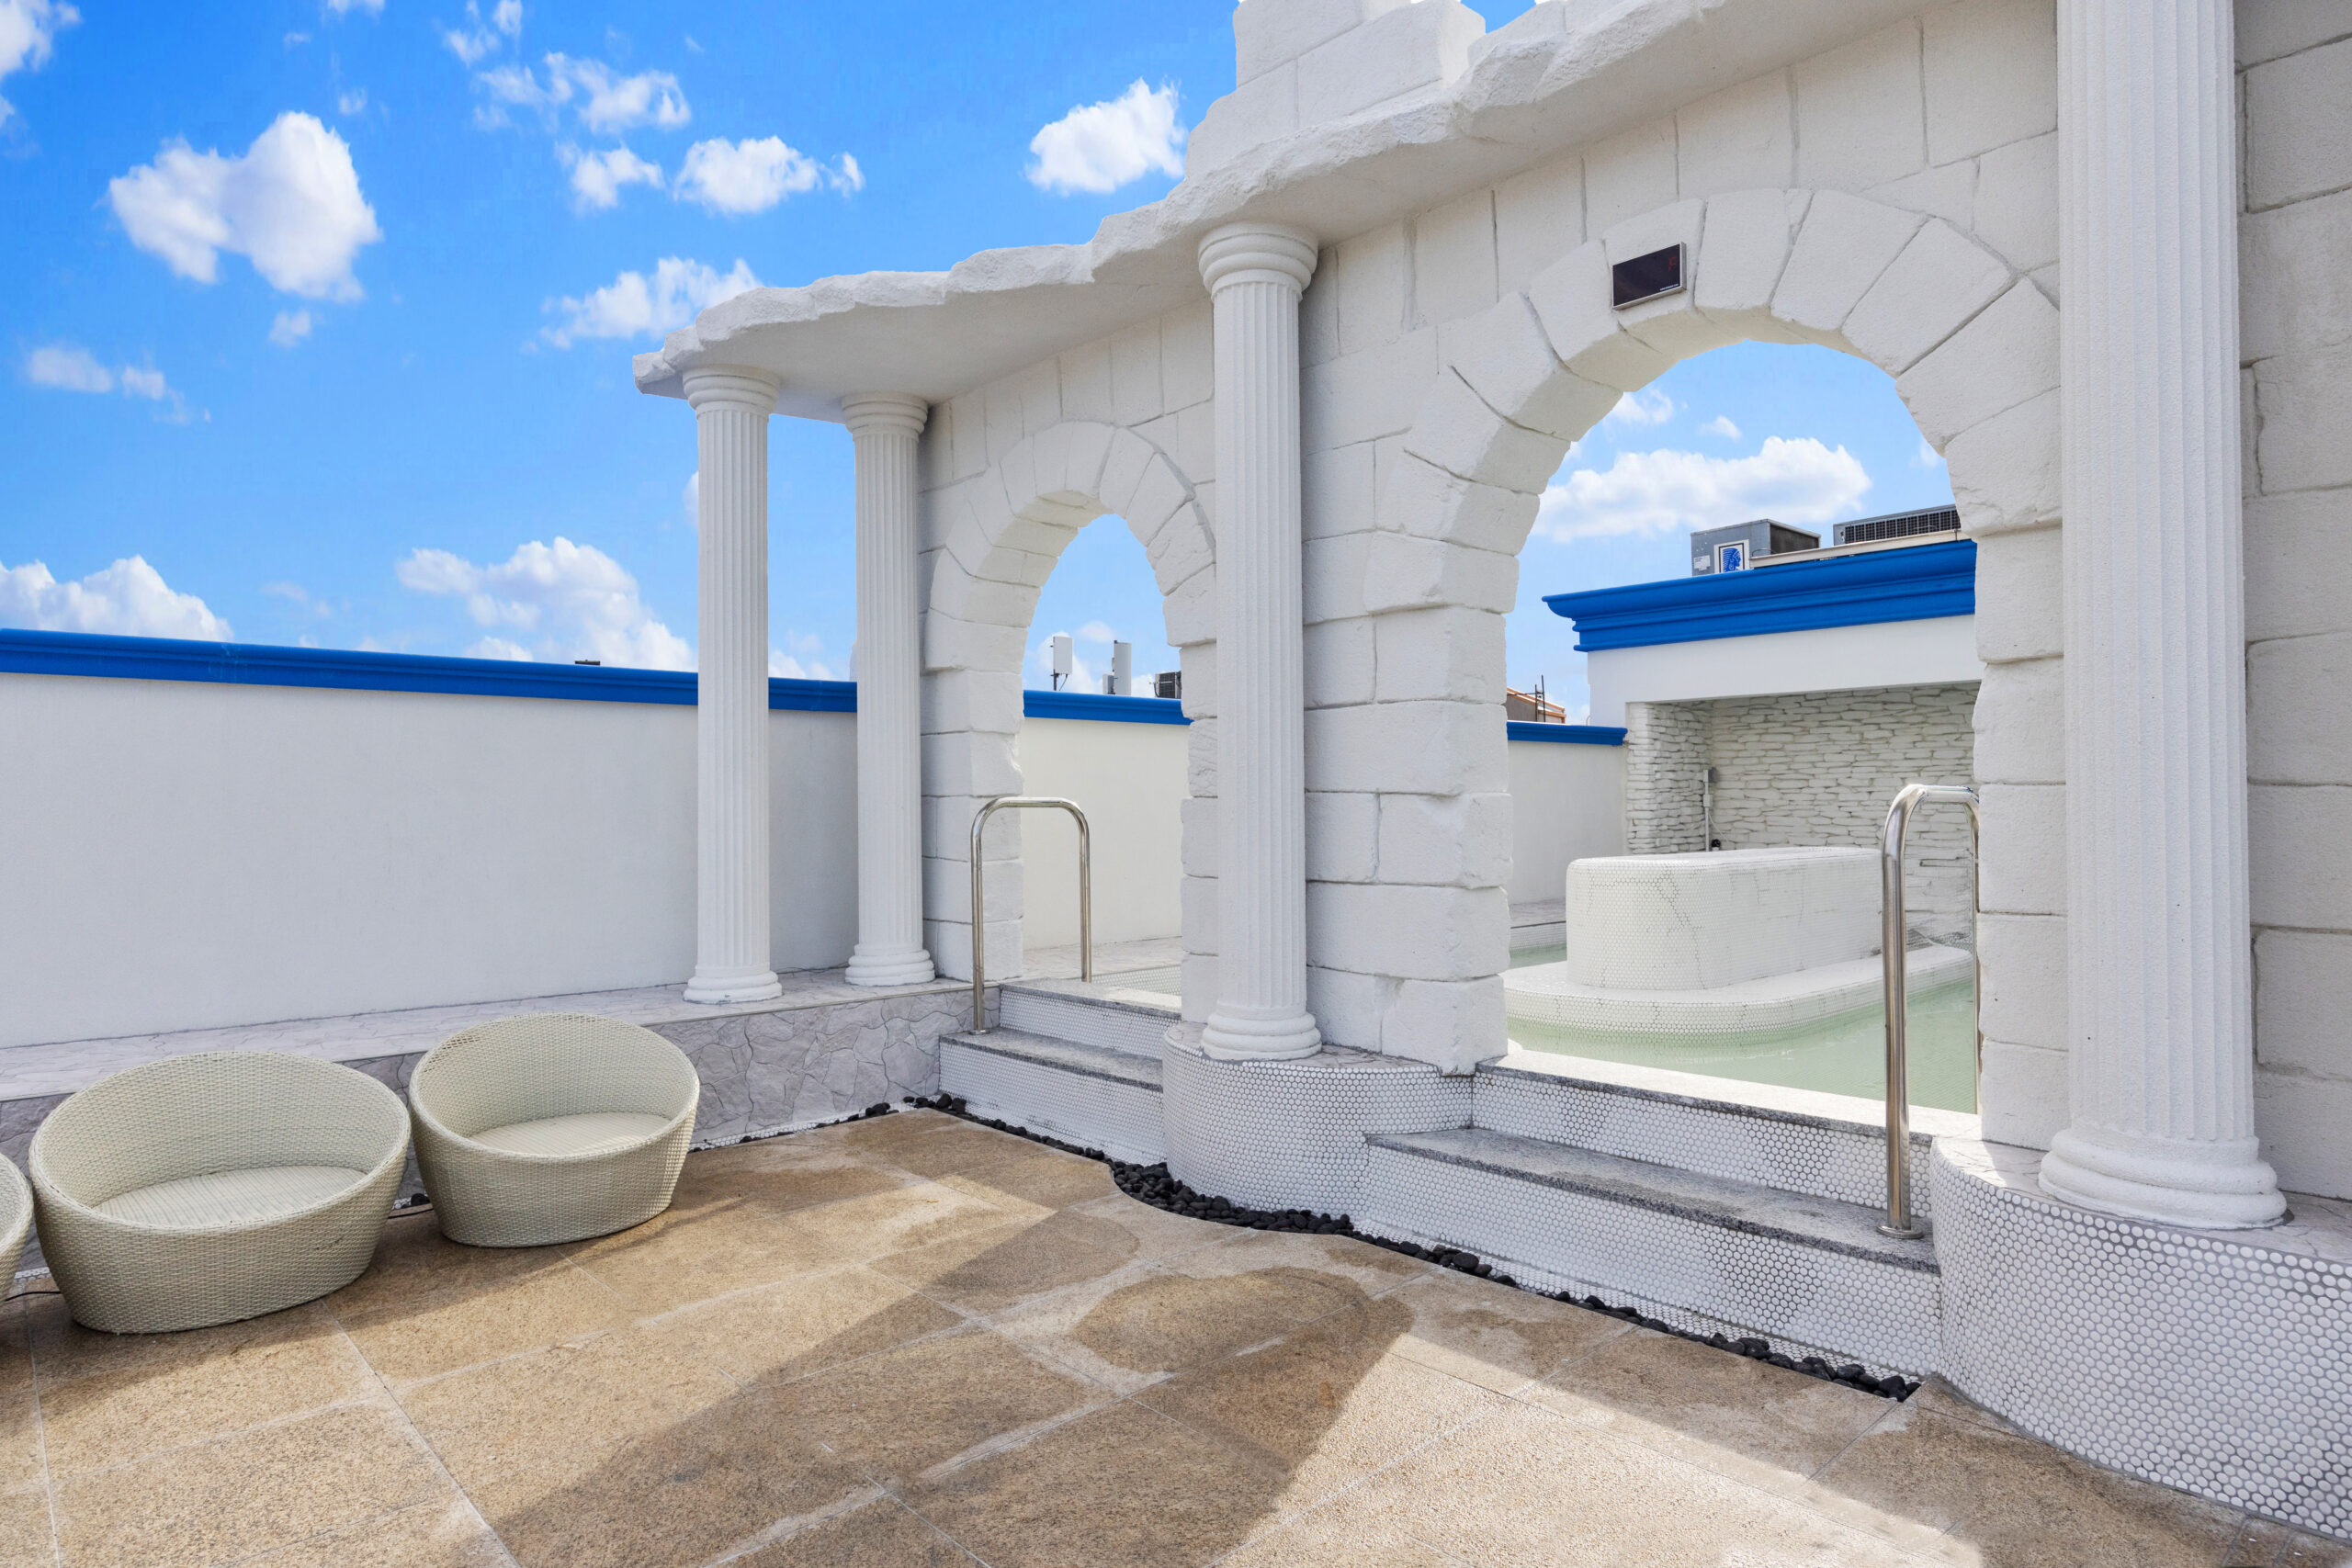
left=967, top=796, right=1091, bottom=1034
left=1878, top=782, right=1981, bottom=1240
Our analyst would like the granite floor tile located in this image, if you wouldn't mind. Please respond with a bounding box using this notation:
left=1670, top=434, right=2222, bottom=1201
left=51, top=1400, right=441, bottom=1568
left=0, top=1486, right=47, bottom=1568
left=1216, top=1501, right=1470, bottom=1567
left=817, top=1112, right=1024, bottom=1177
left=1375, top=1272, right=1633, bottom=1396
left=1521, top=1326, right=1892, bottom=1494
left=322, top=1216, right=568, bottom=1317
left=770, top=1180, right=1025, bottom=1272
left=232, top=1491, right=509, bottom=1567
left=1814, top=1402, right=2256, bottom=1567
left=0, top=1391, right=40, bottom=1496
left=30, top=1299, right=378, bottom=1478
left=1153, top=1230, right=1432, bottom=1309
left=870, top=1203, right=1154, bottom=1316
left=739, top=1498, right=980, bottom=1566
left=667, top=1139, right=915, bottom=1218
left=339, top=1259, right=632, bottom=1385
left=1005, top=1260, right=1386, bottom=1393
left=646, top=1264, right=965, bottom=1389
left=938, top=1146, right=1121, bottom=1211
left=0, top=1298, right=36, bottom=1396
left=903, top=1398, right=1281, bottom=1568
left=769, top=1325, right=1106, bottom=1486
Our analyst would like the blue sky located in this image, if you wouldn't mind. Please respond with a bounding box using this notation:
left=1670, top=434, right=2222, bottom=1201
left=3, top=0, right=1950, bottom=716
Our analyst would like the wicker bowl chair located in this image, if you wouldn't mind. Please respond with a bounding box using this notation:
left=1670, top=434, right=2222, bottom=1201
left=409, top=1013, right=699, bottom=1248
left=30, top=1053, right=409, bottom=1334
left=0, top=1158, right=31, bottom=1294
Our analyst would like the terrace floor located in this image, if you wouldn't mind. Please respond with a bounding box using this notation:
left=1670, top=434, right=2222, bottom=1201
left=0, top=1111, right=2338, bottom=1568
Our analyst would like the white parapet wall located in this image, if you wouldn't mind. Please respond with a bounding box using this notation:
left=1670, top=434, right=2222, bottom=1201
left=1505, top=733, right=1626, bottom=906
left=1012, top=713, right=1191, bottom=950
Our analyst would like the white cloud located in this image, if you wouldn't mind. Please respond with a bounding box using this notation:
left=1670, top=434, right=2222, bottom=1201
left=0, top=556, right=231, bottom=639
left=324, top=0, right=384, bottom=15
left=767, top=631, right=835, bottom=681
left=336, top=87, right=367, bottom=115
left=1075, top=621, right=1116, bottom=643
left=673, top=135, right=859, bottom=214
left=396, top=536, right=693, bottom=670
left=1915, top=435, right=1945, bottom=468
left=0, top=0, right=76, bottom=124
left=117, top=365, right=168, bottom=399
left=262, top=581, right=332, bottom=619
left=1702, top=414, right=1740, bottom=440
left=269, top=309, right=314, bottom=347
left=471, top=54, right=685, bottom=135
left=1026, top=80, right=1184, bottom=195
left=540, top=255, right=759, bottom=347
left=1533, top=437, right=1872, bottom=543
left=560, top=143, right=662, bottom=210
left=24, top=343, right=112, bottom=392
left=441, top=0, right=518, bottom=63
left=107, top=111, right=381, bottom=301
left=1604, top=388, right=1676, bottom=427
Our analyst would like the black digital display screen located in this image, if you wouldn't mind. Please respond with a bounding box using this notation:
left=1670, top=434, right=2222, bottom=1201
left=1611, top=244, right=1684, bottom=308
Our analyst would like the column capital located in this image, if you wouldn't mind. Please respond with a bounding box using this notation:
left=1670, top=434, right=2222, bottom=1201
left=682, top=365, right=782, bottom=415
left=841, top=391, right=930, bottom=439
left=1197, top=221, right=1318, bottom=296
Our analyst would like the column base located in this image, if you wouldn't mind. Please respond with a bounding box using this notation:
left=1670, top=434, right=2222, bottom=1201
left=2039, top=1124, right=2288, bottom=1231
left=684, top=965, right=784, bottom=1005
left=1200, top=1008, right=1322, bottom=1062
left=845, top=945, right=937, bottom=987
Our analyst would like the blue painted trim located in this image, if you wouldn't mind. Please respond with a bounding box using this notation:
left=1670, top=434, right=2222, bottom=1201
left=1508, top=721, right=1626, bottom=746
left=1542, top=538, right=1975, bottom=651
left=1023, top=688, right=1190, bottom=725
left=0, top=628, right=861, bottom=712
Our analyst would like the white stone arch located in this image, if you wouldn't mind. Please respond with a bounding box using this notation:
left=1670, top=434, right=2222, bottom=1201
left=920, top=419, right=1218, bottom=980
left=1329, top=187, right=2061, bottom=1072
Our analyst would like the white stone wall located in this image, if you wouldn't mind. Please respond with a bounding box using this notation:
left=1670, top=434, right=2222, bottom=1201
left=1706, top=683, right=1980, bottom=935
left=2240, top=5, right=2352, bottom=1200
left=1623, top=703, right=1708, bottom=854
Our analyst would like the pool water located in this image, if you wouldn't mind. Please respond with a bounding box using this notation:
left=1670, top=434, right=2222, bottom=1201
left=1505, top=945, right=1979, bottom=1113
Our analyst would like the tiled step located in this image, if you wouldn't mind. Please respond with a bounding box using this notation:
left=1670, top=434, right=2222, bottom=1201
left=939, top=1029, right=1165, bottom=1165
left=1360, top=1127, right=1941, bottom=1374
left=1474, top=1055, right=1975, bottom=1217
left=997, top=986, right=1174, bottom=1057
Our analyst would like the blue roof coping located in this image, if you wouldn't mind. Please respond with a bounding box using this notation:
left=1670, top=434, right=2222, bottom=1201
left=1542, top=537, right=1975, bottom=651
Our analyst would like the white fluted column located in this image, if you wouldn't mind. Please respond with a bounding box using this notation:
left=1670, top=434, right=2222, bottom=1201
left=1199, top=222, right=1320, bottom=1061
left=683, top=367, right=785, bottom=1005
left=2039, top=0, right=2285, bottom=1227
left=842, top=393, right=936, bottom=987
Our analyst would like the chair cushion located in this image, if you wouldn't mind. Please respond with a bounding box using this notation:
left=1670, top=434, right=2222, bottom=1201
left=95, top=1166, right=367, bottom=1230
left=468, top=1111, right=671, bottom=1158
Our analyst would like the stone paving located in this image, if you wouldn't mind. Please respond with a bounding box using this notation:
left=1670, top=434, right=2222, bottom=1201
left=0, top=1109, right=2340, bottom=1567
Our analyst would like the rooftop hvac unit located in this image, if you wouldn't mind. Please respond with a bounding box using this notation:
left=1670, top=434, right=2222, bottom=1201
left=1833, top=506, right=1960, bottom=547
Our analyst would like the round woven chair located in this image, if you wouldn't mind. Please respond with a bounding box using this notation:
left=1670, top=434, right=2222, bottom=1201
left=0, top=1158, right=31, bottom=1294
left=30, top=1053, right=409, bottom=1334
left=409, top=1012, right=699, bottom=1248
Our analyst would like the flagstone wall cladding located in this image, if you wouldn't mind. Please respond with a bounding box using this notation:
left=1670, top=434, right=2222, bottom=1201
left=1622, top=702, right=1708, bottom=855
left=905, top=0, right=2345, bottom=1194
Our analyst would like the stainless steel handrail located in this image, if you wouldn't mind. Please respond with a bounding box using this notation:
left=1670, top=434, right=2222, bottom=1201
left=1878, top=782, right=1982, bottom=1240
left=968, top=796, right=1091, bottom=1034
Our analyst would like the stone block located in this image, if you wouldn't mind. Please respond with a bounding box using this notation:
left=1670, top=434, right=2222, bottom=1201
left=1297, top=0, right=1482, bottom=125
left=1180, top=796, right=1218, bottom=880
left=996, top=437, right=1041, bottom=522
left=1188, top=718, right=1218, bottom=797
left=1305, top=441, right=1378, bottom=540
left=2243, top=187, right=2352, bottom=364
left=1162, top=563, right=1216, bottom=647
left=1868, top=161, right=1976, bottom=231
left=1305, top=964, right=1389, bottom=1052
left=922, top=612, right=1024, bottom=675
left=1446, top=293, right=1618, bottom=445
left=1027, top=423, right=1079, bottom=503
left=1144, top=502, right=1216, bottom=598
left=1979, top=1038, right=2068, bottom=1150
left=1373, top=606, right=1504, bottom=705
left=1399, top=370, right=1563, bottom=493
left=1305, top=328, right=1438, bottom=451
left=1306, top=791, right=1380, bottom=882
left=1306, top=699, right=1507, bottom=795
left=1057, top=340, right=1113, bottom=425
left=1384, top=976, right=1506, bottom=1072
left=921, top=669, right=1023, bottom=737
left=2249, top=783, right=2352, bottom=930
left=1582, top=117, right=1679, bottom=235
left=1185, top=61, right=1300, bottom=174
left=1123, top=454, right=1193, bottom=537
left=1305, top=615, right=1374, bottom=708
left=1306, top=881, right=1508, bottom=980
left=1237, top=0, right=1409, bottom=85
left=1375, top=454, right=1541, bottom=554
left=1979, top=782, right=2065, bottom=915
left=2245, top=37, right=2352, bottom=209
left=1973, top=130, right=2058, bottom=274
left=1109, top=319, right=1164, bottom=426
left=1162, top=300, right=1215, bottom=412
left=1974, top=657, right=2063, bottom=784
left=2251, top=632, right=2352, bottom=784
left=1337, top=222, right=1410, bottom=355
left=1690, top=188, right=1807, bottom=329
left=1980, top=911, right=2067, bottom=1051
left=1376, top=790, right=1512, bottom=887
left=1181, top=643, right=1217, bottom=721
left=1675, top=71, right=1793, bottom=199
left=1948, top=389, right=2061, bottom=538
left=2255, top=1068, right=2352, bottom=1203
left=1971, top=522, right=2063, bottom=661
left=1794, top=19, right=1927, bottom=192
left=1845, top=221, right=2013, bottom=375
left=2254, top=928, right=2352, bottom=1079
left=984, top=378, right=1026, bottom=469
left=2245, top=489, right=2352, bottom=642
left=927, top=851, right=1022, bottom=923
left=1303, top=254, right=1340, bottom=367
left=1411, top=188, right=1499, bottom=327
left=1182, top=953, right=1216, bottom=1022
left=945, top=390, right=987, bottom=482
left=1896, top=281, right=2059, bottom=444
left=1182, top=872, right=1220, bottom=953
left=923, top=728, right=1021, bottom=799
left=2239, top=0, right=2352, bottom=67
left=1773, top=191, right=1925, bottom=341
left=1303, top=534, right=1371, bottom=625
left=1922, top=0, right=2057, bottom=165
left=1361, top=533, right=1519, bottom=615
left=2256, top=341, right=2352, bottom=495
left=1494, top=155, right=1583, bottom=297
left=1527, top=241, right=1674, bottom=392
left=1096, top=428, right=1159, bottom=520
